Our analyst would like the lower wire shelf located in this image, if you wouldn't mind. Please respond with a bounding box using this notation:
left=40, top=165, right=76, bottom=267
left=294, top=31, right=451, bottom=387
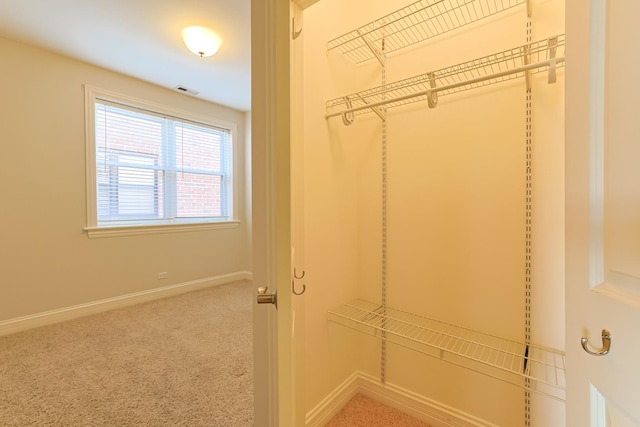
left=328, top=299, right=566, bottom=401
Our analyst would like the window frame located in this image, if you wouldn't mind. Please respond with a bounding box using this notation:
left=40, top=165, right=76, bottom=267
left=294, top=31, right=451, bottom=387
left=84, top=85, right=239, bottom=238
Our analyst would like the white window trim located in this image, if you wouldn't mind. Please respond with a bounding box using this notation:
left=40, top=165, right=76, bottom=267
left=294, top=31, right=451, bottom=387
left=84, top=221, right=240, bottom=239
left=84, top=85, right=239, bottom=238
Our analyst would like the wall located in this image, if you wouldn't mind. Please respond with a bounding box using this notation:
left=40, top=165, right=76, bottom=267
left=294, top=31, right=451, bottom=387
left=302, top=0, right=564, bottom=425
left=528, top=1, right=566, bottom=424
left=0, top=36, right=250, bottom=327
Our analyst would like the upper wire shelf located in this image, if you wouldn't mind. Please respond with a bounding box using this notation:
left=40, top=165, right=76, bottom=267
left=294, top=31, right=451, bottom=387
left=325, top=34, right=565, bottom=124
left=326, top=0, right=528, bottom=64
left=328, top=299, right=566, bottom=401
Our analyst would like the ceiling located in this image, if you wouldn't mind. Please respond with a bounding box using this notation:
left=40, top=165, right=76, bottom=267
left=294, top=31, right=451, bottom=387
left=0, top=0, right=251, bottom=111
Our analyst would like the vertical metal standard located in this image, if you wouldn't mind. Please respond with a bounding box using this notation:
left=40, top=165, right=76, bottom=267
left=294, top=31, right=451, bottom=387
left=523, top=9, right=534, bottom=427
left=524, top=66, right=533, bottom=427
left=380, top=36, right=388, bottom=385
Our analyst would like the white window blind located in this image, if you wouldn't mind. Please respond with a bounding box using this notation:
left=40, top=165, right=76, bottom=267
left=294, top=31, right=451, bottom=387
left=94, top=100, right=232, bottom=226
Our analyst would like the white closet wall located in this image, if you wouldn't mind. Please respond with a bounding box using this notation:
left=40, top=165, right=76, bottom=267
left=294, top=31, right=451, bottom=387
left=300, top=1, right=565, bottom=425
left=301, top=3, right=375, bottom=411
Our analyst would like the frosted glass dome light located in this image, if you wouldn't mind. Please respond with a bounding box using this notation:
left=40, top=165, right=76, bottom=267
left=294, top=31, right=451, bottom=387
left=182, top=26, right=221, bottom=57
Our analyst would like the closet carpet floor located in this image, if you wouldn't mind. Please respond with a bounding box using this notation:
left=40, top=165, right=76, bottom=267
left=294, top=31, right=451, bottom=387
left=326, top=394, right=431, bottom=427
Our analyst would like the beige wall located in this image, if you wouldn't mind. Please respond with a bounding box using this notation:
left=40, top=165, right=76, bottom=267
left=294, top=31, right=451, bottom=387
left=0, top=36, right=250, bottom=323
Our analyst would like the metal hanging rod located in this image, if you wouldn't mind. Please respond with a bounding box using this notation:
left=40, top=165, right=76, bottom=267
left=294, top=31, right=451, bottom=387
left=325, top=35, right=564, bottom=123
left=327, top=0, right=527, bottom=64
left=326, top=57, right=563, bottom=120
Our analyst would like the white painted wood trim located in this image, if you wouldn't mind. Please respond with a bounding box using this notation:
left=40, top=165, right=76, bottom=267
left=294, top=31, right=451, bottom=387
left=85, top=220, right=240, bottom=239
left=293, top=0, right=321, bottom=10
left=589, top=385, right=607, bottom=427
left=305, top=371, right=360, bottom=427
left=0, top=271, right=252, bottom=337
left=306, top=371, right=499, bottom=427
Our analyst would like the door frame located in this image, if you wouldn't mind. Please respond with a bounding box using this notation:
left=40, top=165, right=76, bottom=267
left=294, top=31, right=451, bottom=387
left=250, top=0, right=278, bottom=423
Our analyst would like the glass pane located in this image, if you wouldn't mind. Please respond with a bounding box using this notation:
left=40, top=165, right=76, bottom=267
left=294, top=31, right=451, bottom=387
left=176, top=124, right=223, bottom=174
left=96, top=151, right=161, bottom=220
left=176, top=173, right=222, bottom=217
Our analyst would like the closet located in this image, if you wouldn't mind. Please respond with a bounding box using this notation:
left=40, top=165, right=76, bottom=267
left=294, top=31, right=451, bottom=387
left=295, top=0, right=565, bottom=425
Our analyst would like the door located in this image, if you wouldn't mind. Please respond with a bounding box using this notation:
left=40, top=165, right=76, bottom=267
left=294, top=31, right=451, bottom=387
left=251, top=0, right=297, bottom=426
left=566, top=0, right=640, bottom=425
left=253, top=0, right=320, bottom=425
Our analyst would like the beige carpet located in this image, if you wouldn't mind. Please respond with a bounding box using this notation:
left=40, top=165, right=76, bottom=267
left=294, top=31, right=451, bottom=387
left=0, top=280, right=253, bottom=426
left=327, top=394, right=431, bottom=427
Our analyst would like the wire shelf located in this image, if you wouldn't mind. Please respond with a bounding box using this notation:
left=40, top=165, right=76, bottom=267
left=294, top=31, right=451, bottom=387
left=325, top=35, right=564, bottom=122
left=326, top=0, right=527, bottom=64
left=328, top=299, right=566, bottom=401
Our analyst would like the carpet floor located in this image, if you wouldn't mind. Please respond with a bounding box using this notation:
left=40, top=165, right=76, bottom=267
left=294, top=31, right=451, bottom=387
left=0, top=280, right=253, bottom=426
left=1, top=281, right=435, bottom=426
left=326, top=394, right=431, bottom=427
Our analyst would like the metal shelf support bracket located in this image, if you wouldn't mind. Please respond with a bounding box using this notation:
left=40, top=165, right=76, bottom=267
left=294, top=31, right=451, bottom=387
left=547, top=36, right=559, bottom=84
left=427, top=72, right=438, bottom=109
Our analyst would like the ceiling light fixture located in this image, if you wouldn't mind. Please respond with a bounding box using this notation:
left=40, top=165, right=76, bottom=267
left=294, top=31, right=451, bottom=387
left=181, top=26, right=221, bottom=58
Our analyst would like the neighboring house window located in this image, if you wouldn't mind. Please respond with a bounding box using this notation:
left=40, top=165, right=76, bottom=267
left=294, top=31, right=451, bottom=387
left=85, top=87, right=235, bottom=235
left=96, top=150, right=159, bottom=220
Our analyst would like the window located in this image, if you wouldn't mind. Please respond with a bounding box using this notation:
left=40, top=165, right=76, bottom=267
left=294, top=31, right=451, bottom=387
left=85, top=87, right=236, bottom=236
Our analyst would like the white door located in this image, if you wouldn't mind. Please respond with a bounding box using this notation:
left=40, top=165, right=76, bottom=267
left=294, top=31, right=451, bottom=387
left=566, top=0, right=640, bottom=425
left=251, top=0, right=297, bottom=426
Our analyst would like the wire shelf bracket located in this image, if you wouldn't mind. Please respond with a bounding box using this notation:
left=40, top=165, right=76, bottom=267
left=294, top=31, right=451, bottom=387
left=360, top=30, right=386, bottom=66
left=326, top=0, right=527, bottom=64
left=325, top=35, right=565, bottom=123
left=328, top=299, right=566, bottom=401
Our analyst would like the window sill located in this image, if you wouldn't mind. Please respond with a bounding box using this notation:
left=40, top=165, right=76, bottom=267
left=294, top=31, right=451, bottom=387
left=84, top=221, right=240, bottom=239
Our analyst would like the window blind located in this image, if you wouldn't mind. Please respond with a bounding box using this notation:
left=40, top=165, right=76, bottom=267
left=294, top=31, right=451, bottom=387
left=95, top=101, right=232, bottom=225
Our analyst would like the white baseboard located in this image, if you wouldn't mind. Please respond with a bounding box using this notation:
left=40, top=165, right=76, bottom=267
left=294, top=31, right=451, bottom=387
left=306, top=371, right=360, bottom=427
left=0, top=271, right=252, bottom=337
left=306, top=371, right=500, bottom=427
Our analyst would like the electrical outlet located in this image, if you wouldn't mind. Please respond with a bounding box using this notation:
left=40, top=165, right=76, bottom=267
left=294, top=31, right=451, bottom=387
left=157, top=272, right=168, bottom=279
